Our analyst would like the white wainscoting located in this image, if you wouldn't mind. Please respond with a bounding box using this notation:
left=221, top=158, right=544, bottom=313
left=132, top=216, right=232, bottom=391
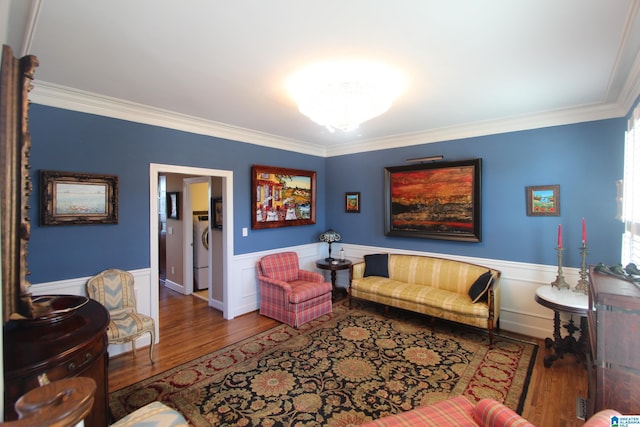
left=29, top=243, right=581, bottom=359
left=338, top=244, right=583, bottom=339
left=29, top=268, right=154, bottom=358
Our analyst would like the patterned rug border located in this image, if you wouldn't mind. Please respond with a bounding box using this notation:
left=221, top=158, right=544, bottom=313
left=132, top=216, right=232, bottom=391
left=110, top=300, right=538, bottom=425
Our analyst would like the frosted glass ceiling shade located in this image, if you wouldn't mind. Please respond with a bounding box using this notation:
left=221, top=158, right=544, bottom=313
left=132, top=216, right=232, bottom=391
left=287, top=60, right=407, bottom=132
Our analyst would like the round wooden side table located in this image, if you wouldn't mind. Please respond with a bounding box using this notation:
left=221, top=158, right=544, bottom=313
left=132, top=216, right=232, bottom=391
left=316, top=259, right=352, bottom=299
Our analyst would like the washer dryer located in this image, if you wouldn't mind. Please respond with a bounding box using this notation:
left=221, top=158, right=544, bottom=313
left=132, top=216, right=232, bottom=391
left=193, top=213, right=209, bottom=291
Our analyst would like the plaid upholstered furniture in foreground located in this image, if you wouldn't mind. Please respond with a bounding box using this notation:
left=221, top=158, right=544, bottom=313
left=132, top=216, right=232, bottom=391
left=257, top=252, right=332, bottom=328
left=358, top=396, right=621, bottom=427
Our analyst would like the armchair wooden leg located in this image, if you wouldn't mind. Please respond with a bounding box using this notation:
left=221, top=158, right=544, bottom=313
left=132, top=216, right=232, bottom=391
left=148, top=330, right=155, bottom=364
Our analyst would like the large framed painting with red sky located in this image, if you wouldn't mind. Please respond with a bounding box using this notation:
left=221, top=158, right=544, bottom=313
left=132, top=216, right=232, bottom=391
left=384, top=158, right=482, bottom=242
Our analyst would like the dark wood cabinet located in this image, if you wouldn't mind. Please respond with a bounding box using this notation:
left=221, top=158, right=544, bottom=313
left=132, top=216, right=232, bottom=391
left=587, top=266, right=640, bottom=416
left=3, top=299, right=110, bottom=427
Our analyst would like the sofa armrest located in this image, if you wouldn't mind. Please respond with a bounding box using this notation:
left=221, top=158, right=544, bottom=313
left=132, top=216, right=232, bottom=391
left=351, top=262, right=366, bottom=280
left=257, top=275, right=293, bottom=294
left=489, top=271, right=501, bottom=322
left=299, top=269, right=324, bottom=282
left=583, top=409, right=622, bottom=427
left=472, top=398, right=534, bottom=427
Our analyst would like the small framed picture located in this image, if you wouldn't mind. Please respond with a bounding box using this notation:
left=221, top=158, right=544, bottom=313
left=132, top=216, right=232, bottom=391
left=345, top=192, right=360, bottom=213
left=167, top=192, right=180, bottom=219
left=212, top=197, right=223, bottom=229
left=526, top=185, right=560, bottom=216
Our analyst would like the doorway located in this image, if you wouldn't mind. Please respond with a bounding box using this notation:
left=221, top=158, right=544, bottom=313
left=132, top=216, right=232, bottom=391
left=149, top=163, right=233, bottom=323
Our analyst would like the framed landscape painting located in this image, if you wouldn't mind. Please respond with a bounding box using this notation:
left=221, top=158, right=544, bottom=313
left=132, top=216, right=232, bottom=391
left=384, top=158, right=482, bottom=242
left=345, top=192, right=360, bottom=213
left=40, top=170, right=118, bottom=225
left=526, top=185, right=560, bottom=216
left=252, top=165, right=316, bottom=229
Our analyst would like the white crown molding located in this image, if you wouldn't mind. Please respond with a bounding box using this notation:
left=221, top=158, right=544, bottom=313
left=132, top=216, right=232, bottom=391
left=31, top=80, right=631, bottom=159
left=325, top=101, right=627, bottom=157
left=30, top=81, right=327, bottom=157
left=619, top=49, right=640, bottom=113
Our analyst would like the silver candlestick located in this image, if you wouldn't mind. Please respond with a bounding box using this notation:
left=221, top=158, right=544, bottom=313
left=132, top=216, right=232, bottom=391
left=551, top=246, right=570, bottom=289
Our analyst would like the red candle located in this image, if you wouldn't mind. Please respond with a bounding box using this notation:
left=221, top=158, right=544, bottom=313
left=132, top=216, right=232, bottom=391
left=557, top=224, right=562, bottom=248
left=582, top=218, right=587, bottom=245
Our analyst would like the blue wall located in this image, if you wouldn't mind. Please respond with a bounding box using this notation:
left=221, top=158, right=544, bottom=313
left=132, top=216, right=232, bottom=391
left=26, top=104, right=625, bottom=283
left=327, top=119, right=626, bottom=268
left=27, top=105, right=327, bottom=283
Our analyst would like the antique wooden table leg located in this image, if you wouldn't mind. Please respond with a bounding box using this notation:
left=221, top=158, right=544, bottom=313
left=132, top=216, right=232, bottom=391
left=544, top=310, right=562, bottom=367
left=544, top=312, right=586, bottom=368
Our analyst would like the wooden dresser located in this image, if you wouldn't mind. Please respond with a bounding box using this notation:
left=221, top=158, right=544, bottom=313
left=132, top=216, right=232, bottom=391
left=587, top=266, right=640, bottom=416
left=3, top=299, right=110, bottom=427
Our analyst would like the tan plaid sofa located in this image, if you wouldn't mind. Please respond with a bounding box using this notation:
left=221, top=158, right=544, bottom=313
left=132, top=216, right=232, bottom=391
left=349, top=254, right=501, bottom=344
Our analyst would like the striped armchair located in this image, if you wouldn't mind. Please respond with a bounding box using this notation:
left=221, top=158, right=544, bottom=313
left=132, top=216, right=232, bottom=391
left=86, top=269, right=155, bottom=363
left=257, top=252, right=332, bottom=328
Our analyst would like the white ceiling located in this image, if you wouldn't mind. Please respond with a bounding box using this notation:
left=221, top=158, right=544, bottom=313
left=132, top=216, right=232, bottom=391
left=3, top=0, right=640, bottom=157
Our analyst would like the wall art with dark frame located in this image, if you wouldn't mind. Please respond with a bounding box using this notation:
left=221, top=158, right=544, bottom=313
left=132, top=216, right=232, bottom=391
left=40, top=170, right=119, bottom=225
left=345, top=192, right=360, bottom=213
left=252, top=165, right=316, bottom=229
left=384, top=158, right=482, bottom=242
left=525, top=185, right=560, bottom=216
left=167, top=192, right=180, bottom=219
left=212, top=197, right=223, bottom=229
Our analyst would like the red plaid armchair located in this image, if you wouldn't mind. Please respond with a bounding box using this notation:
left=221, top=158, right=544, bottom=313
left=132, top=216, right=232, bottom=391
left=257, top=252, right=332, bottom=328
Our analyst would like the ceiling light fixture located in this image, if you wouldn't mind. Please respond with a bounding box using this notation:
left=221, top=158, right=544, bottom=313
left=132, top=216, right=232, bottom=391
left=287, top=60, right=406, bottom=133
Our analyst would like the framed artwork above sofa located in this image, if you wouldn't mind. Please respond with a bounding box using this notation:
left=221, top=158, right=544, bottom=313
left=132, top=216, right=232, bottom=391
left=384, top=158, right=482, bottom=242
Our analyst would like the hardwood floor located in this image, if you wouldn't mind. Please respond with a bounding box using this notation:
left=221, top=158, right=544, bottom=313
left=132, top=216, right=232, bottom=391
left=109, top=285, right=588, bottom=426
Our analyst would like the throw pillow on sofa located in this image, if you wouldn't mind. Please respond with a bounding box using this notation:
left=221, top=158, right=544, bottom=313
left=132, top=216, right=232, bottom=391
left=468, top=270, right=493, bottom=303
left=364, top=254, right=389, bottom=278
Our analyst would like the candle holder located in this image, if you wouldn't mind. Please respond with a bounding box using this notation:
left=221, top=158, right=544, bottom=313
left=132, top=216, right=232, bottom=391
left=551, top=246, right=570, bottom=290
left=574, top=242, right=588, bottom=294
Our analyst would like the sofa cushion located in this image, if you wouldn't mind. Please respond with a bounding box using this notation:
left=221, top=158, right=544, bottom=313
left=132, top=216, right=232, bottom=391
left=351, top=277, right=489, bottom=318
left=358, top=395, right=476, bottom=426
left=387, top=255, right=489, bottom=294
left=364, top=254, right=389, bottom=278
left=468, top=271, right=493, bottom=303
left=288, top=280, right=333, bottom=303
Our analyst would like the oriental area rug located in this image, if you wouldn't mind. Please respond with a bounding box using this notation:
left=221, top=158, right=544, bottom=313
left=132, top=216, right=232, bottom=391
left=110, top=302, right=537, bottom=426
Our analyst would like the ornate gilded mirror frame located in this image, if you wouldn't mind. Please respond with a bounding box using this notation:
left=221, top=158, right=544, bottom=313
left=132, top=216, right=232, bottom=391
left=1, top=44, right=39, bottom=322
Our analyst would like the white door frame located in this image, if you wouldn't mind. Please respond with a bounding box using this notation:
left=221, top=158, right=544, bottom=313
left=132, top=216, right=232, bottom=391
left=149, top=163, right=233, bottom=322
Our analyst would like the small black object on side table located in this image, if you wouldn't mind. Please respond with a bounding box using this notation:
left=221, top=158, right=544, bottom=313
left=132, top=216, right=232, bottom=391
left=316, top=259, right=352, bottom=300
left=534, top=285, right=588, bottom=368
